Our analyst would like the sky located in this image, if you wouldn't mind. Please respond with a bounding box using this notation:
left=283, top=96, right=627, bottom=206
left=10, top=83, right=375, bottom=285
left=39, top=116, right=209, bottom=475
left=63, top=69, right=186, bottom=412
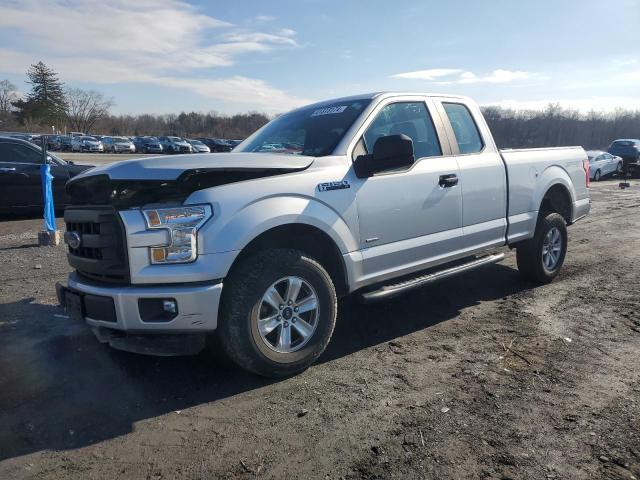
left=0, top=0, right=638, bottom=116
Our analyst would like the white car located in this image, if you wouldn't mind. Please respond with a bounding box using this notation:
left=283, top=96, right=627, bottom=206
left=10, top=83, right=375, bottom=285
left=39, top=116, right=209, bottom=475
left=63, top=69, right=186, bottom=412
left=587, top=150, right=622, bottom=181
left=71, top=136, right=104, bottom=153
left=102, top=136, right=136, bottom=153
left=185, top=139, right=210, bottom=153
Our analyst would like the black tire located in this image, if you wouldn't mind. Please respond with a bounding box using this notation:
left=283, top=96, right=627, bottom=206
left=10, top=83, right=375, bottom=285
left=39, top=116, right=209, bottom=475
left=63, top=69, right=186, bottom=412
left=218, top=248, right=337, bottom=377
left=594, top=169, right=601, bottom=181
left=617, top=162, right=623, bottom=175
left=516, top=212, right=567, bottom=284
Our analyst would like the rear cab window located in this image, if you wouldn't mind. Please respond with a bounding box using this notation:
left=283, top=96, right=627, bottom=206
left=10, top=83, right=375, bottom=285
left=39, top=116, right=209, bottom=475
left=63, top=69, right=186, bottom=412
left=442, top=102, right=484, bottom=154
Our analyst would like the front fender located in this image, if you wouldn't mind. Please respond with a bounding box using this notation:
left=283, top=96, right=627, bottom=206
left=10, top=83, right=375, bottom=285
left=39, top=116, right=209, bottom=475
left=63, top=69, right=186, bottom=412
left=199, top=195, right=359, bottom=256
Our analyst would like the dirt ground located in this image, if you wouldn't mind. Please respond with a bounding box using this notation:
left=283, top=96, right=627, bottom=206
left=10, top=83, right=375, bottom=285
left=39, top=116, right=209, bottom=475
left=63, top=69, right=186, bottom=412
left=1, top=179, right=639, bottom=480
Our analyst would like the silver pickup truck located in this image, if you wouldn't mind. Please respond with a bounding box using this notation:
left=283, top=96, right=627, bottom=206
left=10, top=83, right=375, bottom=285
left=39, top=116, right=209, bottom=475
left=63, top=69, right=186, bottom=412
left=57, top=92, right=590, bottom=377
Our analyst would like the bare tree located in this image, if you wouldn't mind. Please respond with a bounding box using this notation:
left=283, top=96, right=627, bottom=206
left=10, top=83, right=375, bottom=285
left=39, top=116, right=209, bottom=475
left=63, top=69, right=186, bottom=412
left=65, top=88, right=114, bottom=133
left=0, top=79, right=19, bottom=112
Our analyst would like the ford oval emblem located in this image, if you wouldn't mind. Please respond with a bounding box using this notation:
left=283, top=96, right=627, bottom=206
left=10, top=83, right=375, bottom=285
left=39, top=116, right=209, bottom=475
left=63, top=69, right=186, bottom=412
left=64, top=231, right=82, bottom=249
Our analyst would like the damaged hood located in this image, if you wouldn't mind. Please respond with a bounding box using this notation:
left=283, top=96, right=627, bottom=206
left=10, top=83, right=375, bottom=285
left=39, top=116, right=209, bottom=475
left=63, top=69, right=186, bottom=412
left=66, top=152, right=315, bottom=208
left=70, top=152, right=314, bottom=182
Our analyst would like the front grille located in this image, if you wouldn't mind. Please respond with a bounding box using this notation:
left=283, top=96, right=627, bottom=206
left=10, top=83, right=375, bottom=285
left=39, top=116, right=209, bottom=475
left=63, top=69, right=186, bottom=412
left=64, top=207, right=130, bottom=284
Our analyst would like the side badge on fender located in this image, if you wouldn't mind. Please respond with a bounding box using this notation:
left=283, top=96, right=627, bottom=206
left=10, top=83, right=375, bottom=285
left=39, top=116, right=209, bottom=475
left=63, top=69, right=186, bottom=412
left=317, top=180, right=350, bottom=192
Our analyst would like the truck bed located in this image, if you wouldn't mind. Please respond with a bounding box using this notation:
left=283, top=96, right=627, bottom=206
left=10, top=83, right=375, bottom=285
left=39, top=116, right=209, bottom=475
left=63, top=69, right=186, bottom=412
left=500, top=146, right=590, bottom=243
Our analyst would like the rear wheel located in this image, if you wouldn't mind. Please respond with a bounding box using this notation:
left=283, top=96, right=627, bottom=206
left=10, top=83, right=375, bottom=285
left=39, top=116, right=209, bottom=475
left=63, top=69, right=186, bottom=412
left=617, top=162, right=623, bottom=175
left=516, top=212, right=567, bottom=284
left=218, top=249, right=337, bottom=377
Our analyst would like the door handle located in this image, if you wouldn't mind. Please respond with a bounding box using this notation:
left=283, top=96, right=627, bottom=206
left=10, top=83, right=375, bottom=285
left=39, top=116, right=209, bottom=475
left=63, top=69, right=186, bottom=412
left=439, top=174, right=458, bottom=188
left=0, top=167, right=16, bottom=173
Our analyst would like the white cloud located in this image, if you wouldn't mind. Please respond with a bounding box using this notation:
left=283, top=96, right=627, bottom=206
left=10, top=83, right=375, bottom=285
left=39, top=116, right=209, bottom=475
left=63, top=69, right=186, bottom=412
left=0, top=0, right=306, bottom=112
left=393, top=68, right=531, bottom=85
left=457, top=70, right=530, bottom=84
left=485, top=97, right=640, bottom=113
left=392, top=69, right=463, bottom=80
left=623, top=70, right=640, bottom=81
left=255, top=15, right=276, bottom=22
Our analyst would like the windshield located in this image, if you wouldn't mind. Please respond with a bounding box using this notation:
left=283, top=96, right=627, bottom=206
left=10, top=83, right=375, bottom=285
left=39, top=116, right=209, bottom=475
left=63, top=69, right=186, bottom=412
left=144, top=137, right=158, bottom=143
left=114, top=137, right=129, bottom=142
left=81, top=136, right=96, bottom=141
left=168, top=136, right=182, bottom=142
left=190, top=140, right=204, bottom=146
left=239, top=99, right=371, bottom=156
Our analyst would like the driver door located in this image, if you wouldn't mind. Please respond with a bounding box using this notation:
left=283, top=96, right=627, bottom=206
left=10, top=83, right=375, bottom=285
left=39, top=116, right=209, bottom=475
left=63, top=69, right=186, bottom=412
left=352, top=98, right=463, bottom=284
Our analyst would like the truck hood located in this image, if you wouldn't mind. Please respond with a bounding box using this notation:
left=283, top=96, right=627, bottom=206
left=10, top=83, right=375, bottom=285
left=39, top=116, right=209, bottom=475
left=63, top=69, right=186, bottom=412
left=65, top=152, right=315, bottom=208
left=70, top=152, right=314, bottom=182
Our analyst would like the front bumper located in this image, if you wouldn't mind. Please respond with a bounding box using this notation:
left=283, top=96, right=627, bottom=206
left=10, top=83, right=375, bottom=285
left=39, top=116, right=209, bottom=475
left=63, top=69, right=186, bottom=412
left=58, top=272, right=223, bottom=333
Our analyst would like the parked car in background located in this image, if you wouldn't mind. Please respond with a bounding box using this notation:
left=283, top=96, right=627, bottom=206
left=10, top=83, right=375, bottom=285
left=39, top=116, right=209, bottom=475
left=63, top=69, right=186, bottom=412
left=46, top=135, right=63, bottom=151
left=133, top=136, right=163, bottom=154
left=102, top=136, right=135, bottom=153
left=0, top=136, right=93, bottom=213
left=158, top=136, right=192, bottom=154
left=228, top=139, right=243, bottom=148
left=60, top=135, right=72, bottom=151
left=69, top=132, right=85, bottom=138
left=196, top=137, right=233, bottom=152
left=608, top=139, right=640, bottom=176
left=587, top=150, right=622, bottom=181
left=8, top=133, right=35, bottom=143
left=185, top=139, right=210, bottom=153
left=71, top=135, right=104, bottom=153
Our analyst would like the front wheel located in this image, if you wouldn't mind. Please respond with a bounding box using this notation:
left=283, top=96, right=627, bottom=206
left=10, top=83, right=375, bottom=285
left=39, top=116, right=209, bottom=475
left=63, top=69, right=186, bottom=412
left=617, top=162, right=623, bottom=175
left=594, top=169, right=601, bottom=181
left=218, top=249, right=337, bottom=377
left=516, top=212, right=567, bottom=284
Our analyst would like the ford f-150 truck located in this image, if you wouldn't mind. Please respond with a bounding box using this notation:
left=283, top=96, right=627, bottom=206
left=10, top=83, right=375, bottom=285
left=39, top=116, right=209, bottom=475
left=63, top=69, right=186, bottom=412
left=57, top=92, right=591, bottom=377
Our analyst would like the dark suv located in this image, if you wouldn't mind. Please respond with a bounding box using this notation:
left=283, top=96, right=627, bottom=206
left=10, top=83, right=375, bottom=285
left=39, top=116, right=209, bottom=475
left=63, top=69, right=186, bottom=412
left=133, top=136, right=163, bottom=154
left=608, top=139, right=640, bottom=176
left=196, top=137, right=233, bottom=152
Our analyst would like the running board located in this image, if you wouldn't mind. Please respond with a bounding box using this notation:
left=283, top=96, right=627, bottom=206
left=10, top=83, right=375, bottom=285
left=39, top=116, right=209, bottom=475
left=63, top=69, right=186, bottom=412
left=360, top=253, right=505, bottom=302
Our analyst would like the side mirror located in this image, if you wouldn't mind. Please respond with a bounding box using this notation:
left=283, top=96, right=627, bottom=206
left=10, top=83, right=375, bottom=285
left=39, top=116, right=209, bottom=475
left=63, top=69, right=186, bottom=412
left=354, top=134, right=415, bottom=178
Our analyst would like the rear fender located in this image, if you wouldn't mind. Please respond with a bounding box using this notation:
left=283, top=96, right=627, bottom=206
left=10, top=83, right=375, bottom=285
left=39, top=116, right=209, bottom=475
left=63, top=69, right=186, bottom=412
left=533, top=166, right=576, bottom=219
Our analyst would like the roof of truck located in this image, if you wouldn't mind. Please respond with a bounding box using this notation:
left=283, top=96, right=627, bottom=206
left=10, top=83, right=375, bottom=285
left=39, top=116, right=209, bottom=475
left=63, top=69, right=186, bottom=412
left=297, top=92, right=471, bottom=111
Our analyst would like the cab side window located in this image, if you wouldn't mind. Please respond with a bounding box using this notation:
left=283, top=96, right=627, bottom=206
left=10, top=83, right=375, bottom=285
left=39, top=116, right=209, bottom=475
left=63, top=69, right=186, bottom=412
left=363, top=102, right=442, bottom=160
left=0, top=142, right=42, bottom=164
left=442, top=103, right=484, bottom=154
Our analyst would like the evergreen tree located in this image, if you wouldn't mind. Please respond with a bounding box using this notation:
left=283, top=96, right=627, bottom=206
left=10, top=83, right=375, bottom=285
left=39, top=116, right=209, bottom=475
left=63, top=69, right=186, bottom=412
left=15, top=61, right=67, bottom=127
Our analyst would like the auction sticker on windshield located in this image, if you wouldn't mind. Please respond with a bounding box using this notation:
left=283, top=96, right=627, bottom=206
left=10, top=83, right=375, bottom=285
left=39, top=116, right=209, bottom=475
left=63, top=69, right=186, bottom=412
left=311, top=106, right=348, bottom=117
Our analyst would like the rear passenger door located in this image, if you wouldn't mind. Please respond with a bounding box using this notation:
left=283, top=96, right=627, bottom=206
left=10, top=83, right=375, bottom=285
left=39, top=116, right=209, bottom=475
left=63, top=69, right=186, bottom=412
left=434, top=99, right=507, bottom=253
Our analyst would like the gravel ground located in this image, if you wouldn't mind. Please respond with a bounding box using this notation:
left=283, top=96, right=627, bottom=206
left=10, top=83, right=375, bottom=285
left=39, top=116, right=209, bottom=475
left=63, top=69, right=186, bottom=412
left=0, top=179, right=639, bottom=480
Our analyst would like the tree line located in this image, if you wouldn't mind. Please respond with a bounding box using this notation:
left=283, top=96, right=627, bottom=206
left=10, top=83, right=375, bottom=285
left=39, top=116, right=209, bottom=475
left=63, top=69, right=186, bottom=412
left=0, top=62, right=638, bottom=147
left=482, top=105, right=640, bottom=150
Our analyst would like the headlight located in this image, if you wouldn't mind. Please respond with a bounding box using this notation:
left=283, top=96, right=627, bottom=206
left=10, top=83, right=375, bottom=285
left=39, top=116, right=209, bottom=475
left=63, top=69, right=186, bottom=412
left=142, top=205, right=212, bottom=264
